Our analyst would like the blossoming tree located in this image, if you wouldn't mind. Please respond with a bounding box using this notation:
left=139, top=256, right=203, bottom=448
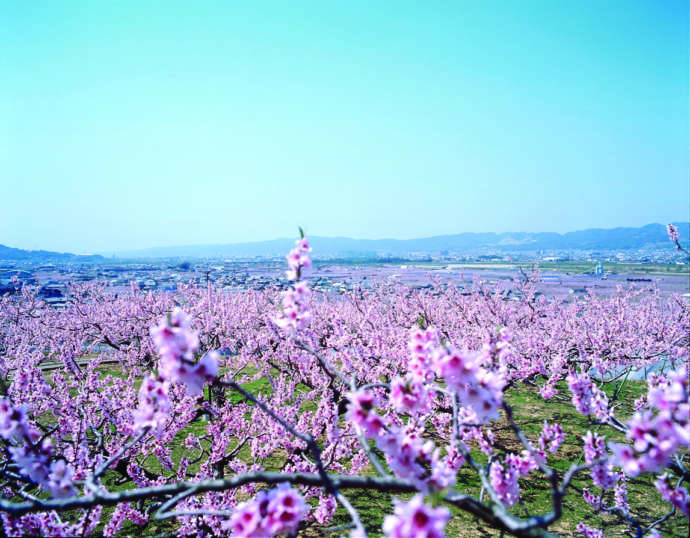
left=0, top=230, right=688, bottom=537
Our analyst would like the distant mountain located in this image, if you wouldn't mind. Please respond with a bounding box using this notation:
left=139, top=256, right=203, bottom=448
left=112, top=222, right=690, bottom=259
left=0, top=244, right=105, bottom=263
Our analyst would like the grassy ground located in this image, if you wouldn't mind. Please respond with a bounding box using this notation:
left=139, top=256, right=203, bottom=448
left=45, top=363, right=690, bottom=536
left=336, top=260, right=690, bottom=276
left=528, top=261, right=689, bottom=276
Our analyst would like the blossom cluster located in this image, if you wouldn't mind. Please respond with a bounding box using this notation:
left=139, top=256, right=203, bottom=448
left=576, top=522, right=604, bottom=538
left=275, top=237, right=312, bottom=332
left=583, top=431, right=616, bottom=490
left=223, top=482, right=308, bottom=537
left=434, top=347, right=505, bottom=423
left=489, top=458, right=521, bottom=507
left=390, top=375, right=431, bottom=415
left=346, top=388, right=456, bottom=493
left=102, top=504, right=147, bottom=537
left=538, top=421, right=564, bottom=454
left=133, top=309, right=219, bottom=432
left=132, top=375, right=171, bottom=432
left=566, top=372, right=609, bottom=420
left=408, top=327, right=506, bottom=423
left=488, top=451, right=540, bottom=507
left=610, top=367, right=689, bottom=477
left=613, top=472, right=629, bottom=511
left=150, top=308, right=219, bottom=395
left=382, top=495, right=450, bottom=538
left=667, top=223, right=680, bottom=243
left=347, top=327, right=513, bottom=502
left=408, top=326, right=439, bottom=381
left=655, top=473, right=690, bottom=517
left=0, top=398, right=75, bottom=498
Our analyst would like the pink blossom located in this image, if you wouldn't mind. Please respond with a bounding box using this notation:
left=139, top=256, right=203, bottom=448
left=275, top=237, right=313, bottom=332
left=432, top=348, right=479, bottom=390
left=408, top=327, right=438, bottom=381
left=313, top=495, right=336, bottom=524
left=655, top=473, right=689, bottom=517
left=458, top=367, right=504, bottom=422
left=379, top=431, right=428, bottom=485
left=46, top=459, right=76, bottom=499
left=346, top=389, right=386, bottom=438
left=103, top=504, right=147, bottom=537
left=225, top=492, right=266, bottom=537
left=567, top=372, right=609, bottom=419
left=576, top=522, right=604, bottom=538
left=539, top=382, right=558, bottom=400
left=538, top=421, right=564, bottom=454
left=150, top=310, right=218, bottom=394
left=0, top=399, right=75, bottom=499
left=0, top=399, right=29, bottom=442
left=608, top=443, right=642, bottom=476
left=224, top=483, right=307, bottom=537
left=667, top=223, right=680, bottom=242
left=177, top=350, right=220, bottom=396
left=8, top=443, right=51, bottom=485
left=382, top=495, right=450, bottom=538
left=390, top=376, right=430, bottom=415
left=263, top=482, right=308, bottom=535
left=132, top=375, right=171, bottom=432
left=505, top=450, right=539, bottom=477
left=490, top=458, right=520, bottom=507
left=582, top=488, right=602, bottom=509
left=150, top=308, right=199, bottom=362
left=613, top=473, right=629, bottom=511
left=375, top=428, right=455, bottom=492
left=610, top=367, right=689, bottom=479
left=428, top=448, right=457, bottom=491
left=284, top=237, right=313, bottom=281
left=583, top=431, right=615, bottom=489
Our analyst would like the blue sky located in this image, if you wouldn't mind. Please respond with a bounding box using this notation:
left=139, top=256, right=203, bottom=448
left=1, top=1, right=688, bottom=253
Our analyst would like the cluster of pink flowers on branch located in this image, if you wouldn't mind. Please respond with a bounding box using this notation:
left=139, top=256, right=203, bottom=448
left=583, top=431, right=616, bottom=490
left=382, top=495, right=450, bottom=538
left=567, top=372, right=609, bottom=420
left=132, top=375, right=171, bottom=432
left=610, top=367, right=689, bottom=476
left=224, top=483, right=308, bottom=537
left=667, top=223, right=690, bottom=255
left=274, top=234, right=312, bottom=332
left=0, top=399, right=75, bottom=499
left=655, top=474, right=689, bottom=518
left=347, top=325, right=514, bottom=498
left=407, top=326, right=507, bottom=423
left=150, top=308, right=219, bottom=396
left=131, top=308, right=219, bottom=433
left=538, top=421, right=564, bottom=455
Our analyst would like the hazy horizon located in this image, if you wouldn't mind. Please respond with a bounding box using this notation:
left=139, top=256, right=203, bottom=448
left=2, top=221, right=689, bottom=257
left=2, top=1, right=688, bottom=254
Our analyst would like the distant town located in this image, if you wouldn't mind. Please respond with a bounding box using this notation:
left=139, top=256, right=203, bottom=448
left=3, top=222, right=689, bottom=307
left=2, top=242, right=688, bottom=309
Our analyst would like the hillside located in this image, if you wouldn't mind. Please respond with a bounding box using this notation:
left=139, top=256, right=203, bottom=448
left=112, top=222, right=690, bottom=259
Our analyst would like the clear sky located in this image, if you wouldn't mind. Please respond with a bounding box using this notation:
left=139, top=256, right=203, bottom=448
left=1, top=1, right=688, bottom=253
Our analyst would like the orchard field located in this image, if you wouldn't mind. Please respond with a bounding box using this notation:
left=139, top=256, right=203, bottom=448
left=0, top=237, right=688, bottom=537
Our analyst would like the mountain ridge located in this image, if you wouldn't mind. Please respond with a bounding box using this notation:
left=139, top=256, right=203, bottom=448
left=3, top=223, right=687, bottom=261
left=110, top=222, right=690, bottom=259
left=0, top=244, right=105, bottom=263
